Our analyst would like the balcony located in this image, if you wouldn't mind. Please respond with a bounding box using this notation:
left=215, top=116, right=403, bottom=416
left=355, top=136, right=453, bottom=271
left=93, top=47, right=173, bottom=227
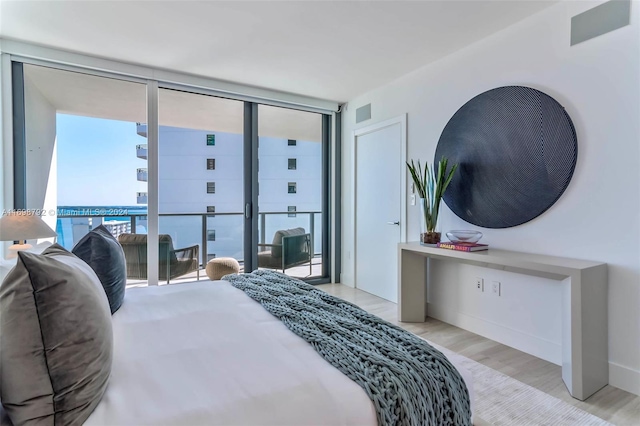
left=137, top=192, right=148, bottom=204
left=136, top=144, right=148, bottom=160
left=136, top=123, right=147, bottom=137
left=55, top=210, right=322, bottom=286
left=137, top=168, right=148, bottom=182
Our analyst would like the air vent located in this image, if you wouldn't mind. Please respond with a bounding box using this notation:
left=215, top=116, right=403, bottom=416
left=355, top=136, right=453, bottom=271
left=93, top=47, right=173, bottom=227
left=571, top=0, right=630, bottom=46
left=356, top=104, right=371, bottom=123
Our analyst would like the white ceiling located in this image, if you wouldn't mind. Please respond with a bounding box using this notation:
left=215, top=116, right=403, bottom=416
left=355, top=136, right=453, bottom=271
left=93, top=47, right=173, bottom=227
left=25, top=64, right=323, bottom=141
left=1, top=1, right=557, bottom=103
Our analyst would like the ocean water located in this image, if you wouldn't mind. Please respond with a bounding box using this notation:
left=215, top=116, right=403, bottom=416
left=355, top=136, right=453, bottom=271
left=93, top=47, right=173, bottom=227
left=56, top=206, right=148, bottom=250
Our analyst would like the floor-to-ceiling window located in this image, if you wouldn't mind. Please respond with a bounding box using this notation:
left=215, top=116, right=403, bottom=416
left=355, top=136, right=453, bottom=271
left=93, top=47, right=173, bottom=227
left=10, top=60, right=333, bottom=285
left=15, top=63, right=149, bottom=286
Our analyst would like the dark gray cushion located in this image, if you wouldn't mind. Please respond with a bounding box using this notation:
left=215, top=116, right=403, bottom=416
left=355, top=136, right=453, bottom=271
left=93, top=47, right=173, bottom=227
left=72, top=225, right=126, bottom=314
left=0, top=244, right=112, bottom=426
left=271, top=227, right=305, bottom=258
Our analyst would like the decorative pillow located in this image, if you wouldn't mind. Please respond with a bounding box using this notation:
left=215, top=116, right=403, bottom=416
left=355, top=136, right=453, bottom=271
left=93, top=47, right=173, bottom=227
left=271, top=227, right=305, bottom=258
left=0, top=244, right=112, bottom=426
left=73, top=225, right=126, bottom=314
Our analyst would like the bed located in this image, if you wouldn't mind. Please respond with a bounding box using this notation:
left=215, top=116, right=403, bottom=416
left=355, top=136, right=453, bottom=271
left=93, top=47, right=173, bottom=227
left=85, top=278, right=475, bottom=425
left=1, top=249, right=474, bottom=425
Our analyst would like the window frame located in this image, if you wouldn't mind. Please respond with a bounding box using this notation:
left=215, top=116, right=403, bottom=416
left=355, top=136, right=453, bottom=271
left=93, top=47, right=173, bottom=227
left=287, top=182, right=297, bottom=194
left=7, top=55, right=338, bottom=285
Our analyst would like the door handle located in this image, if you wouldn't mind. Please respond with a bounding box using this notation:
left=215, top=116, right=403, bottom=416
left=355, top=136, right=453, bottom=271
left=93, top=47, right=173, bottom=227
left=387, top=221, right=400, bottom=225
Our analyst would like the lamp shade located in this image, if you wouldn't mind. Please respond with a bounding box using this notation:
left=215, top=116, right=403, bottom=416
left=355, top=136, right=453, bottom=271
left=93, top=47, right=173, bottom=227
left=0, top=211, right=58, bottom=241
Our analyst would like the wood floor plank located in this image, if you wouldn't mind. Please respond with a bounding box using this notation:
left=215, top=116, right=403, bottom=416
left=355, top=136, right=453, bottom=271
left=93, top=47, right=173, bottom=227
left=317, top=283, right=640, bottom=425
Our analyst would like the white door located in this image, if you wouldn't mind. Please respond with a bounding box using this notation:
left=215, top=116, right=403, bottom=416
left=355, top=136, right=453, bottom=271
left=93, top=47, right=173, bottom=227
left=354, top=117, right=405, bottom=302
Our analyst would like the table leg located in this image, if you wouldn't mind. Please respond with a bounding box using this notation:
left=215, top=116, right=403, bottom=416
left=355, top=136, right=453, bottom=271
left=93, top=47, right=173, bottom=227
left=398, top=248, right=427, bottom=322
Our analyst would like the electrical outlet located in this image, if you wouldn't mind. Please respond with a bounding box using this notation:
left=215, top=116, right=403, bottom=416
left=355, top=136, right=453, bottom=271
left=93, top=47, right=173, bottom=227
left=410, top=194, right=416, bottom=205
left=492, top=281, right=501, bottom=296
left=475, top=277, right=484, bottom=292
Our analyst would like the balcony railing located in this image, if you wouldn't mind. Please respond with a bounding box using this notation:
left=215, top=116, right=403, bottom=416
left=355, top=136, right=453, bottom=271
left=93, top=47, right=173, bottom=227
left=136, top=144, right=148, bottom=159
left=136, top=123, right=148, bottom=138
left=136, top=192, right=148, bottom=204
left=56, top=211, right=321, bottom=268
left=137, top=168, right=148, bottom=182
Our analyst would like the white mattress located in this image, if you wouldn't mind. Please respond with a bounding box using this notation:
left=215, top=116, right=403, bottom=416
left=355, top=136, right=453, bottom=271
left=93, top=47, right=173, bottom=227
left=82, top=280, right=474, bottom=425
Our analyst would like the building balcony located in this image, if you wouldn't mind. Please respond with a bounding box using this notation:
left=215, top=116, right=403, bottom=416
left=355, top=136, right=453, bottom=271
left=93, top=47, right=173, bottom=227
left=55, top=210, right=322, bottom=285
left=136, top=144, right=148, bottom=160
left=137, top=168, right=148, bottom=182
left=137, top=192, right=148, bottom=204
left=136, top=123, right=147, bottom=137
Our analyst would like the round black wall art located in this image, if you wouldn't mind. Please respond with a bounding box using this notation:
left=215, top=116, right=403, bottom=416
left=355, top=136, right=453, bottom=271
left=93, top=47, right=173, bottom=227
left=434, top=86, right=577, bottom=228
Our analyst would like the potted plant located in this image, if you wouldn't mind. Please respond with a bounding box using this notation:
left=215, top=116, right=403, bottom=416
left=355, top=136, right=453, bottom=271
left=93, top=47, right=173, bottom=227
left=407, top=157, right=458, bottom=244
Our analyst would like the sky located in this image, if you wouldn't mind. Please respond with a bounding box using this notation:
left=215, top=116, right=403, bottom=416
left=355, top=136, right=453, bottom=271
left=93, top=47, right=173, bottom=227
left=56, top=114, right=147, bottom=206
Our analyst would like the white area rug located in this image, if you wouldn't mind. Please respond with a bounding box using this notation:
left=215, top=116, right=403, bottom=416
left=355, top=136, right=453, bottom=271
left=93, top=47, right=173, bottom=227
left=431, top=342, right=613, bottom=425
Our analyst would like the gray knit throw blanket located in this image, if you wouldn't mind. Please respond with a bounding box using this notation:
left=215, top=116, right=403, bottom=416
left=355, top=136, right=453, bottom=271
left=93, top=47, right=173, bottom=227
left=224, top=270, right=471, bottom=426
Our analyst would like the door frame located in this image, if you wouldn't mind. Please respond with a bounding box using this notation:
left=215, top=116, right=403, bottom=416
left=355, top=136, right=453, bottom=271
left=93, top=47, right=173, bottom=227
left=351, top=114, right=407, bottom=289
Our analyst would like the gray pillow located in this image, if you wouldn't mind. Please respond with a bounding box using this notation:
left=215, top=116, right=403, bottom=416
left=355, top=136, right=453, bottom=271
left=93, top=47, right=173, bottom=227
left=0, top=244, right=112, bottom=426
left=72, top=225, right=126, bottom=314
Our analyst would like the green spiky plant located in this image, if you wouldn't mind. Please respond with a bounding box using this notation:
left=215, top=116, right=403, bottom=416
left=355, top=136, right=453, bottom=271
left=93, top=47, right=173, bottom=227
left=407, top=157, right=458, bottom=239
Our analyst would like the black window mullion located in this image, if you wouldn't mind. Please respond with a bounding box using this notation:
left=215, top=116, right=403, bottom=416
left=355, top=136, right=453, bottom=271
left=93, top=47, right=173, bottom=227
left=321, top=114, right=331, bottom=279
left=12, top=61, right=27, bottom=210
left=243, top=102, right=258, bottom=272
left=334, top=111, right=342, bottom=283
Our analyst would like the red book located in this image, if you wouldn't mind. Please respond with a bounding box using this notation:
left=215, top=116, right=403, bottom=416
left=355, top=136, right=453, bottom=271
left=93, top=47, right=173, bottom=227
left=436, top=242, right=489, bottom=252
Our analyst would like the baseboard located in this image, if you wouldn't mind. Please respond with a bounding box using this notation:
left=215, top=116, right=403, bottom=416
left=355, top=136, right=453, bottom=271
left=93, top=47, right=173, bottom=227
left=427, top=303, right=640, bottom=396
left=609, top=362, right=640, bottom=396
left=427, top=302, right=562, bottom=365
left=339, top=273, right=355, bottom=288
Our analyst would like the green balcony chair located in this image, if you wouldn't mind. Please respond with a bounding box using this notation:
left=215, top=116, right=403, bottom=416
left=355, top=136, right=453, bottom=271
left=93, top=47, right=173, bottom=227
left=257, top=227, right=312, bottom=275
left=117, top=233, right=200, bottom=284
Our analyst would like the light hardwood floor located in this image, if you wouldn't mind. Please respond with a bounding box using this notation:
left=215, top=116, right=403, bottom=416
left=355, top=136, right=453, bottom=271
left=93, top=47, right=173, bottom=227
left=317, top=283, right=640, bottom=426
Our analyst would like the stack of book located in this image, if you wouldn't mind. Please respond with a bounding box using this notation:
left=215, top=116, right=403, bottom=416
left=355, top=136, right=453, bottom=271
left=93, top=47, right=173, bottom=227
left=436, top=241, right=489, bottom=252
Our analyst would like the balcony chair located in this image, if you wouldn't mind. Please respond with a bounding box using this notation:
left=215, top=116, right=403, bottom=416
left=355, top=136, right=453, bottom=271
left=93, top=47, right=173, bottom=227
left=117, top=233, right=200, bottom=284
left=258, top=227, right=312, bottom=275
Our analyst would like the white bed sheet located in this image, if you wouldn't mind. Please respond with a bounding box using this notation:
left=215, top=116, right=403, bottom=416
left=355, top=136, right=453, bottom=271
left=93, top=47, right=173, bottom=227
left=86, top=281, right=376, bottom=426
left=83, top=280, right=474, bottom=426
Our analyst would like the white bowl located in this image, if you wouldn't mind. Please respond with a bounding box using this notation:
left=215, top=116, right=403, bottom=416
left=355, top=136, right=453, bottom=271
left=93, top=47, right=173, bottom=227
left=445, top=230, right=483, bottom=244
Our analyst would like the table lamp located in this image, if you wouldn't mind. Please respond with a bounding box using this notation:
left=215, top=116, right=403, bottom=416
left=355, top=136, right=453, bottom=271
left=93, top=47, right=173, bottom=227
left=0, top=211, right=57, bottom=257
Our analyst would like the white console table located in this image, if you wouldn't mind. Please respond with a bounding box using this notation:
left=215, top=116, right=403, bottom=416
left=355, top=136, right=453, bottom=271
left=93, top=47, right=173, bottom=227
left=398, top=242, right=608, bottom=401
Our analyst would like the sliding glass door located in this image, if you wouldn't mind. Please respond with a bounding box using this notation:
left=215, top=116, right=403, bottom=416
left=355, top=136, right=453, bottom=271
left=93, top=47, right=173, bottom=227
left=256, top=105, right=326, bottom=279
left=10, top=61, right=333, bottom=285
left=157, top=89, right=245, bottom=284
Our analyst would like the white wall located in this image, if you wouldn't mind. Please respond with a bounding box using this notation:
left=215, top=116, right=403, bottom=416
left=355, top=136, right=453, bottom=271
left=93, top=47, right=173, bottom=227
left=158, top=127, right=322, bottom=215
left=24, top=73, right=57, bottom=235
left=159, top=127, right=243, bottom=214
left=0, top=54, right=4, bottom=243
left=157, top=126, right=323, bottom=259
left=0, top=53, right=11, bottom=258
left=342, top=1, right=639, bottom=395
